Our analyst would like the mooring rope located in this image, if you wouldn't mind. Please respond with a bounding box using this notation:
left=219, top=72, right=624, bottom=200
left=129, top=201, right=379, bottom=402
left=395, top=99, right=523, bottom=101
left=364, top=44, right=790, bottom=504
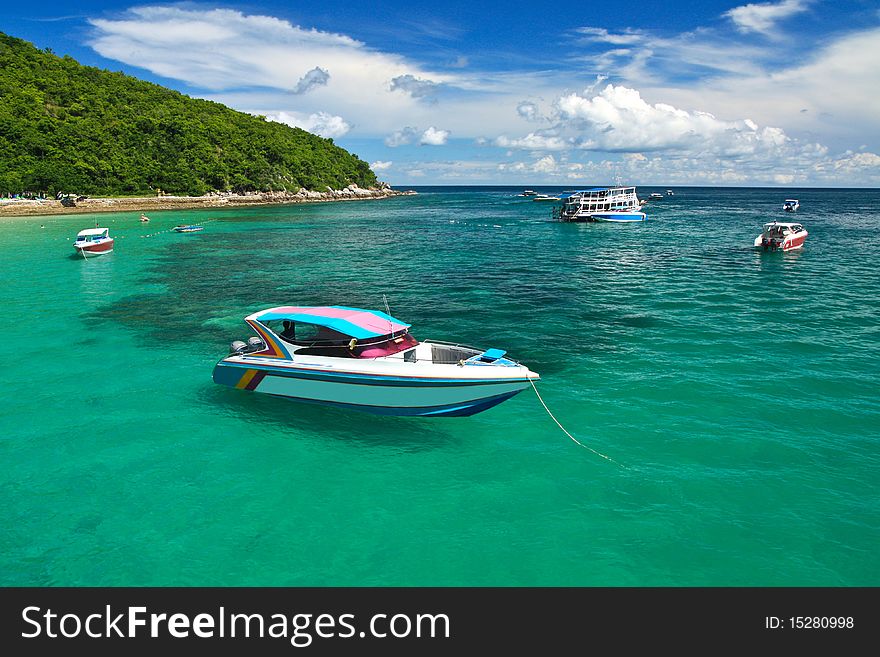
left=528, top=378, right=625, bottom=468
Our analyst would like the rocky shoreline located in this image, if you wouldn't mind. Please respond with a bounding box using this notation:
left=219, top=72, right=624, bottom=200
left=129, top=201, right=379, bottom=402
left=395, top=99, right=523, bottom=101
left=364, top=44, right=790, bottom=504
left=0, top=184, right=416, bottom=217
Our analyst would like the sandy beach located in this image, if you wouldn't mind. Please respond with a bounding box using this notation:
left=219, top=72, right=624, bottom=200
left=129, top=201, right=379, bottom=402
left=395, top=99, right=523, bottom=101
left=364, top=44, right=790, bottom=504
left=0, top=185, right=415, bottom=218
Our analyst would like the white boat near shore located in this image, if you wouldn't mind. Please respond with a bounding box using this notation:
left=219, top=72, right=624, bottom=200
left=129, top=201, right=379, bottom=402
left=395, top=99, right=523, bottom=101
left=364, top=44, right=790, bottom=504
left=73, top=227, right=114, bottom=257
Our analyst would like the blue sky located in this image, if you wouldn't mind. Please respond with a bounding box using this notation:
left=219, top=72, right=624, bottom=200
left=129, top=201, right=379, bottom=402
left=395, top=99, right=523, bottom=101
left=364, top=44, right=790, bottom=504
left=5, top=1, right=880, bottom=186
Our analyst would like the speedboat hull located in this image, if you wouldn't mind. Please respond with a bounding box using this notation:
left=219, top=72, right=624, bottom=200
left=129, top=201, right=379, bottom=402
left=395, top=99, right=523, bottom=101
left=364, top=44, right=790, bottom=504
left=74, top=240, right=114, bottom=257
left=754, top=235, right=807, bottom=251
left=213, top=357, right=536, bottom=416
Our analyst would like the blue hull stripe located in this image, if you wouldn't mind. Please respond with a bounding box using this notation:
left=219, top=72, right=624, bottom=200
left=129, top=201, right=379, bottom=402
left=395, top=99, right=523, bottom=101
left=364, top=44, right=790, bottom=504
left=264, top=389, right=522, bottom=417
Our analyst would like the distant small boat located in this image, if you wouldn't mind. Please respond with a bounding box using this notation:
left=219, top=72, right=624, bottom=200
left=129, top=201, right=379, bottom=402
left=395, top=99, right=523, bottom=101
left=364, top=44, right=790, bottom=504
left=649, top=192, right=664, bottom=199
left=532, top=194, right=560, bottom=201
left=754, top=221, right=808, bottom=252
left=140, top=214, right=150, bottom=222
left=518, top=189, right=538, bottom=197
left=73, top=227, right=114, bottom=258
left=666, top=189, right=674, bottom=196
left=173, top=225, right=204, bottom=233
left=783, top=199, right=800, bottom=212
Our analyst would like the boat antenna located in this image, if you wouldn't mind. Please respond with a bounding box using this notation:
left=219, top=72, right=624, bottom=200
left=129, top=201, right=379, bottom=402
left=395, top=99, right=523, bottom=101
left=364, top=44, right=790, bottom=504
left=382, top=294, right=393, bottom=335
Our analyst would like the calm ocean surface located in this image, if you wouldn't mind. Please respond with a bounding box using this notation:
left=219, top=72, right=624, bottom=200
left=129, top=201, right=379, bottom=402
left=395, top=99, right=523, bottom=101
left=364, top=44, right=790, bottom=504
left=1, top=186, right=878, bottom=586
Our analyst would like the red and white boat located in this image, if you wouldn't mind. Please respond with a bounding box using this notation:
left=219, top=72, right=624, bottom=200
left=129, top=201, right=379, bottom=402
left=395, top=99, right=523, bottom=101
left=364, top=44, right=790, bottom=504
left=754, top=221, right=807, bottom=252
left=73, top=227, right=114, bottom=257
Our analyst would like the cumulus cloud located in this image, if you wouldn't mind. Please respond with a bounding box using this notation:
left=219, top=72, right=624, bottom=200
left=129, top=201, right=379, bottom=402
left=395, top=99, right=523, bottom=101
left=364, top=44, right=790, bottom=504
left=389, top=74, right=440, bottom=99
left=532, top=155, right=558, bottom=173
left=555, top=84, right=795, bottom=157
left=291, top=67, right=329, bottom=94
left=495, top=132, right=568, bottom=150
left=516, top=101, right=541, bottom=121
left=420, top=127, right=449, bottom=145
left=385, top=126, right=419, bottom=147
left=264, top=110, right=351, bottom=138
left=724, top=0, right=811, bottom=35
left=832, top=151, right=880, bottom=172
left=370, top=160, right=393, bottom=171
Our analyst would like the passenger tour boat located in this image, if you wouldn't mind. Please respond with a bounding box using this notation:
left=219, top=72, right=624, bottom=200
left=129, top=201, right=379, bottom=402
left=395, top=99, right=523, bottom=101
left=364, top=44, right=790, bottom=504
left=553, top=186, right=646, bottom=222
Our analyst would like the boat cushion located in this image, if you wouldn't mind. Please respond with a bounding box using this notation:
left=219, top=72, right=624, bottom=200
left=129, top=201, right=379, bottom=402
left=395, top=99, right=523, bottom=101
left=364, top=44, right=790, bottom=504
left=480, top=348, right=507, bottom=362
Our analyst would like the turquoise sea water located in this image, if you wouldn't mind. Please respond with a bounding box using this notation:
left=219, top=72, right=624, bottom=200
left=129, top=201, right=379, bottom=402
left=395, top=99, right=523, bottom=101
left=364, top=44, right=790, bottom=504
left=1, top=186, right=878, bottom=586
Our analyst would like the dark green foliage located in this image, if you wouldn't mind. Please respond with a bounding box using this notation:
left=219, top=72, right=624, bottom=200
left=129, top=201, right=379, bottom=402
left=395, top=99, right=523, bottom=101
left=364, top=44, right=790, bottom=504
left=0, top=33, right=379, bottom=196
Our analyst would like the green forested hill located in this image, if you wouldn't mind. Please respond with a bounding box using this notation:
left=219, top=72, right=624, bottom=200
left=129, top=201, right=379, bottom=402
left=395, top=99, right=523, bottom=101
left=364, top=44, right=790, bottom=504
left=0, top=33, right=378, bottom=196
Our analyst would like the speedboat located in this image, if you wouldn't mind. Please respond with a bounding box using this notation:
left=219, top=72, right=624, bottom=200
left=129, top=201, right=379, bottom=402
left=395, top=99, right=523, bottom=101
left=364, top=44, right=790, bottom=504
left=213, top=305, right=540, bottom=416
left=140, top=214, right=150, bottom=222
left=173, top=225, right=204, bottom=233
left=533, top=194, right=561, bottom=201
left=518, top=189, right=538, bottom=197
left=73, top=227, right=114, bottom=257
left=666, top=189, right=674, bottom=196
left=783, top=199, right=800, bottom=212
left=553, top=186, right=646, bottom=222
left=649, top=192, right=664, bottom=199
left=754, top=221, right=808, bottom=251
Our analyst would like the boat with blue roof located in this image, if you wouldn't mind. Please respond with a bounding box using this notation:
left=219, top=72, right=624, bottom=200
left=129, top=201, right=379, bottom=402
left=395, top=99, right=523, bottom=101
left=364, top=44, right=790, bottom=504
left=553, top=186, right=646, bottom=222
left=213, top=305, right=539, bottom=416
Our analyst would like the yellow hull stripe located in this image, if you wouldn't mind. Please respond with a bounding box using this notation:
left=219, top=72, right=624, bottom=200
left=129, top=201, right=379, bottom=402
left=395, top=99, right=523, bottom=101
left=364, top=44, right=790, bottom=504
left=236, top=369, right=259, bottom=389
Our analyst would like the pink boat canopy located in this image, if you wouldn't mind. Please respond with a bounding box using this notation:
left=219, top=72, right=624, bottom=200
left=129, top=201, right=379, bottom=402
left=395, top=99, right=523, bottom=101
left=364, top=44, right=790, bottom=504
left=249, top=305, right=411, bottom=340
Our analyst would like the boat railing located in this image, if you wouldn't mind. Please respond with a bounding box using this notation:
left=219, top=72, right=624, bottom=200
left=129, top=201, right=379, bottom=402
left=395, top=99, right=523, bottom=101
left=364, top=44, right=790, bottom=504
left=423, top=340, right=481, bottom=364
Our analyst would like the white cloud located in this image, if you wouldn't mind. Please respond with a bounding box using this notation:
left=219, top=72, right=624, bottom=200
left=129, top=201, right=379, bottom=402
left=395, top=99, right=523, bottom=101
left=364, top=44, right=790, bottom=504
left=292, top=67, right=329, bottom=95
left=555, top=84, right=796, bottom=157
left=385, top=126, right=419, bottom=147
left=832, top=151, right=880, bottom=172
left=575, top=27, right=644, bottom=45
left=724, top=0, right=811, bottom=35
left=495, top=132, right=568, bottom=151
left=640, top=27, right=880, bottom=148
left=420, top=127, right=449, bottom=145
left=532, top=155, right=558, bottom=173
left=370, top=160, right=393, bottom=171
left=264, top=110, right=351, bottom=138
left=389, top=74, right=440, bottom=99
left=516, top=101, right=540, bottom=121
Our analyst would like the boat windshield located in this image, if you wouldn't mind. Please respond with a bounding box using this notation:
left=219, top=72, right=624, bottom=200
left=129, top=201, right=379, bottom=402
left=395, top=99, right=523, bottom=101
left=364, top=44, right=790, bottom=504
left=264, top=319, right=418, bottom=358
left=265, top=319, right=350, bottom=345
left=263, top=319, right=418, bottom=358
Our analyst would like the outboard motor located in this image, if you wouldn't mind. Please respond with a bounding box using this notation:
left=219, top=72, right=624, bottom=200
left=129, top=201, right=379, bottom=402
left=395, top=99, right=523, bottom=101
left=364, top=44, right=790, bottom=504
left=230, top=340, right=247, bottom=354
left=247, top=336, right=265, bottom=352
